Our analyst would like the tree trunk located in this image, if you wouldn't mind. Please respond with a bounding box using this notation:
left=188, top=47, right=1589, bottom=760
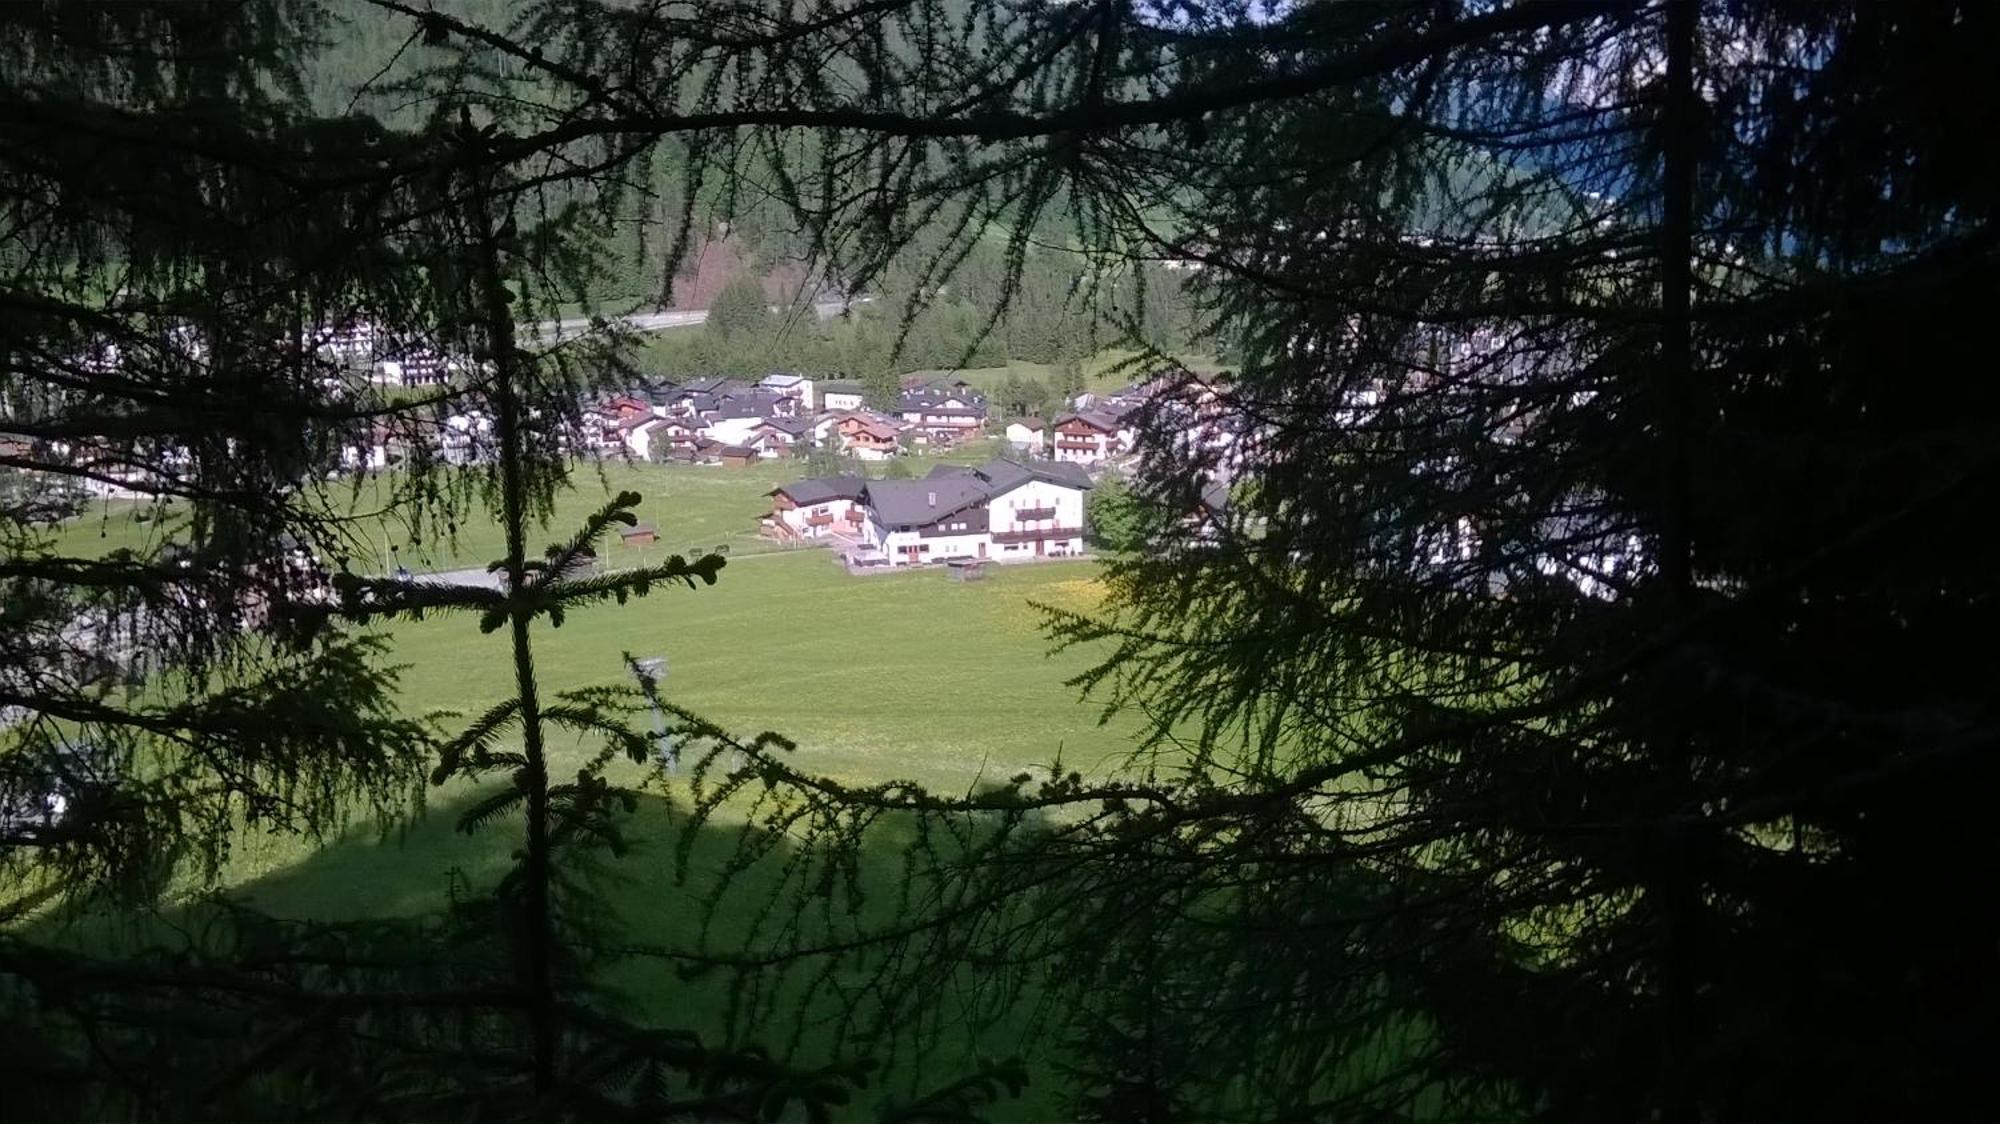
left=471, top=191, right=560, bottom=1102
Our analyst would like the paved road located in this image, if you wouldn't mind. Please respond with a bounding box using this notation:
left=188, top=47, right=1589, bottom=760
left=532, top=298, right=858, bottom=342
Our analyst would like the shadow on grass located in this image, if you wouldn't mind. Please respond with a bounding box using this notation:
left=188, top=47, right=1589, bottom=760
left=22, top=784, right=1066, bottom=1120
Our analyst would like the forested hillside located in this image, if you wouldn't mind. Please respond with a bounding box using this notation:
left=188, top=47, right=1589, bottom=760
left=309, top=0, right=1207, bottom=377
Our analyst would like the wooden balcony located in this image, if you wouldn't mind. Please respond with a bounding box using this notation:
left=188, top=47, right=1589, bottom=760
left=991, top=525, right=1083, bottom=544
left=1012, top=506, right=1057, bottom=521
left=806, top=513, right=834, bottom=526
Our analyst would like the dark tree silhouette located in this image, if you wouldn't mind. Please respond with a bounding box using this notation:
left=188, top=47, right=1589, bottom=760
left=8, top=0, right=1996, bottom=1119
left=465, top=1, right=1996, bottom=1120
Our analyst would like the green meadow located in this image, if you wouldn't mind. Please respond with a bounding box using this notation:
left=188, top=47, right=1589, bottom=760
left=37, top=455, right=1147, bottom=1115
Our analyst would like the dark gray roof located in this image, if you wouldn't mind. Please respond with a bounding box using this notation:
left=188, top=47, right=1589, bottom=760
left=863, top=476, right=991, bottom=528
left=683, top=376, right=745, bottom=395
left=772, top=475, right=865, bottom=505
left=757, top=415, right=815, bottom=436
left=974, top=457, right=1092, bottom=493
left=1057, top=408, right=1124, bottom=432
left=711, top=397, right=777, bottom=421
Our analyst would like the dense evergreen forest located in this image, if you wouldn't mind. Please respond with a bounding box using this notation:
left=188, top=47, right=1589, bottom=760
left=5, top=1, right=1997, bottom=1121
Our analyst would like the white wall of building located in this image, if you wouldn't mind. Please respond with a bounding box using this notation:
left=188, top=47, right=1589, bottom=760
left=341, top=443, right=389, bottom=471
left=823, top=390, right=865, bottom=411
left=987, top=479, right=1085, bottom=534
left=701, top=416, right=764, bottom=447
left=624, top=419, right=664, bottom=460
left=779, top=501, right=827, bottom=538
left=874, top=527, right=991, bottom=565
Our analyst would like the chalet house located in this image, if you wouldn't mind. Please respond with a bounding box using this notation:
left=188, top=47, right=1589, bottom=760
left=640, top=380, right=683, bottom=414
left=896, top=383, right=988, bottom=447
left=1116, top=372, right=1251, bottom=475
left=374, top=347, right=458, bottom=388
left=728, top=388, right=798, bottom=419
left=858, top=459, right=1093, bottom=566
left=767, top=475, right=868, bottom=541
left=1003, top=418, right=1046, bottom=452
left=664, top=378, right=751, bottom=419
left=835, top=412, right=902, bottom=461
left=649, top=417, right=702, bottom=459
left=699, top=400, right=776, bottom=448
left=819, top=380, right=866, bottom=412
left=747, top=415, right=815, bottom=458
left=1050, top=408, right=1130, bottom=465
left=576, top=394, right=657, bottom=456
left=340, top=440, right=390, bottom=472
left=340, top=420, right=395, bottom=472
left=621, top=415, right=667, bottom=459
left=440, top=411, right=494, bottom=466
left=758, top=372, right=815, bottom=410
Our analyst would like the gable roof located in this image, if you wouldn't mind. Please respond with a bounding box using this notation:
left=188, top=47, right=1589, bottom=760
left=1055, top=409, right=1123, bottom=433
left=755, top=415, right=815, bottom=436
left=682, top=376, right=744, bottom=395
left=759, top=372, right=807, bottom=388
left=710, top=395, right=781, bottom=421
left=839, top=414, right=900, bottom=440
left=771, top=475, right=865, bottom=505
left=863, top=476, right=992, bottom=528
left=971, top=457, right=1092, bottom=495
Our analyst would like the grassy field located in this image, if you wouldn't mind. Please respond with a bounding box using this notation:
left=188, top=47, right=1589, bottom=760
left=37, top=457, right=1145, bottom=1115
left=386, top=548, right=1128, bottom=792
left=49, top=452, right=1138, bottom=857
